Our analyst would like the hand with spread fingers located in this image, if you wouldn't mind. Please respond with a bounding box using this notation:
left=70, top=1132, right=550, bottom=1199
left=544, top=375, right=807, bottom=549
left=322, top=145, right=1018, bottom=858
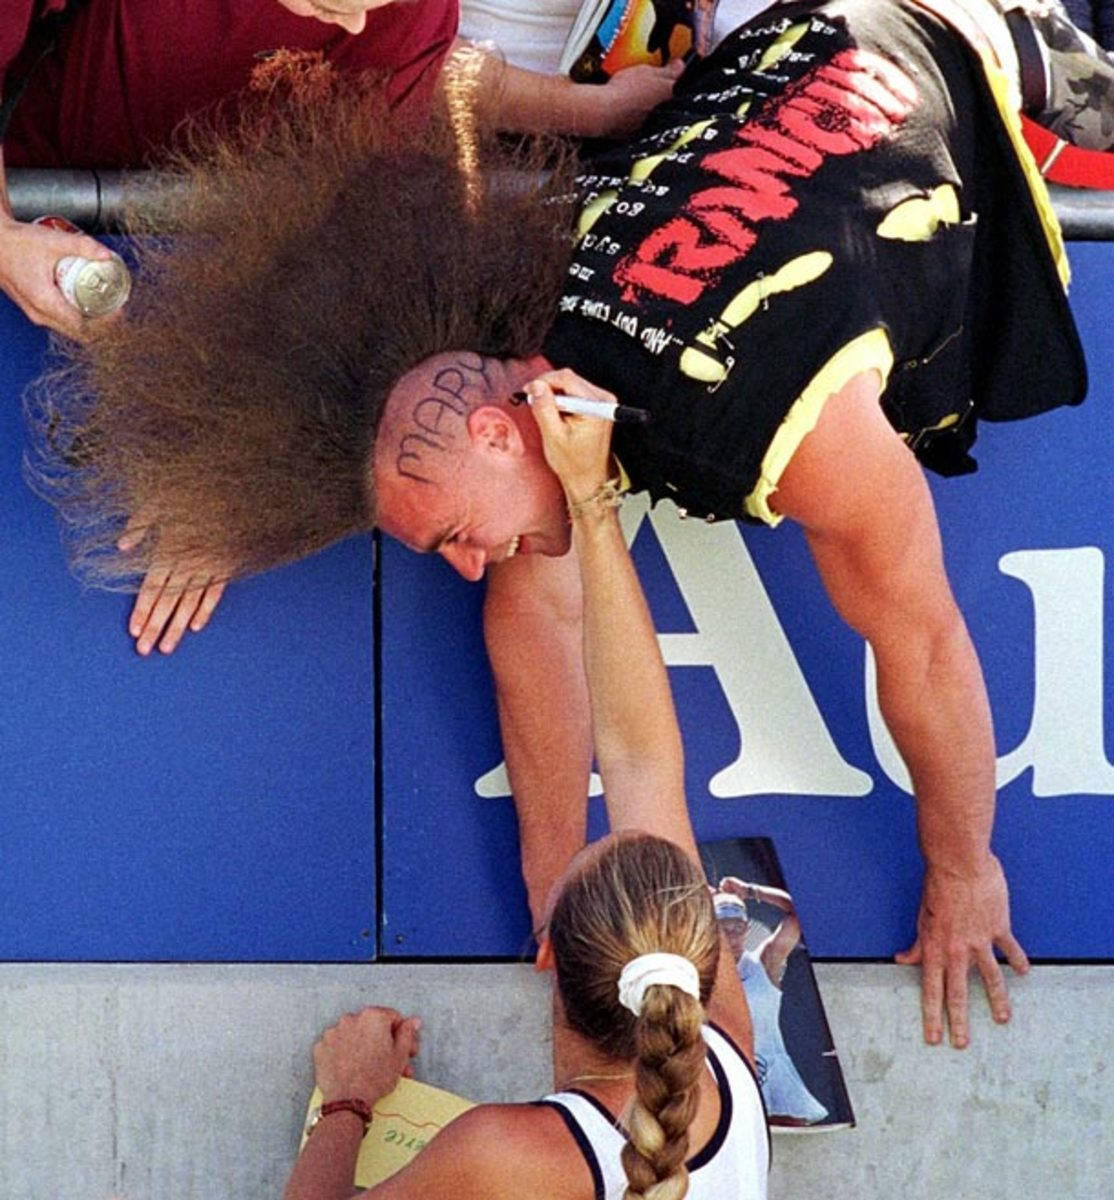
left=117, top=520, right=227, bottom=656
left=897, top=855, right=1030, bottom=1049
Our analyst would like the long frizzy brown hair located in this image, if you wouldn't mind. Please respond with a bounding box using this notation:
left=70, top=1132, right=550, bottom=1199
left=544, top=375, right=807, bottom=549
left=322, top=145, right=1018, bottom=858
left=549, top=834, right=720, bottom=1200
left=23, top=51, right=577, bottom=589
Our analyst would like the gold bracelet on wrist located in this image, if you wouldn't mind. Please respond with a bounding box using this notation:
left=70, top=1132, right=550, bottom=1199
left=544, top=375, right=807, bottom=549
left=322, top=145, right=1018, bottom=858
left=567, top=477, right=623, bottom=521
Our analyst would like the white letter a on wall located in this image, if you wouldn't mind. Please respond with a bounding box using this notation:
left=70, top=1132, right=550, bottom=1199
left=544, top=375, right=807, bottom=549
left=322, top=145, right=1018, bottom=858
left=864, top=546, right=1114, bottom=798
left=477, top=500, right=873, bottom=799
left=631, top=500, right=872, bottom=798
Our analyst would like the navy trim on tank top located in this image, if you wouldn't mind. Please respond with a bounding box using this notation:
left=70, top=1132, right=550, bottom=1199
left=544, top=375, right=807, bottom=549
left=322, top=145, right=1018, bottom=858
left=566, top=1086, right=619, bottom=1126
left=564, top=1045, right=734, bottom=1173
left=530, top=1099, right=605, bottom=1200
left=707, top=1019, right=772, bottom=1163
left=686, top=1043, right=732, bottom=1170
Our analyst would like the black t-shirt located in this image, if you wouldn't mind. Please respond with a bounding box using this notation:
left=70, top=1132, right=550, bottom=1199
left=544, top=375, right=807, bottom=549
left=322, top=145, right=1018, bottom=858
left=542, top=0, right=1086, bottom=524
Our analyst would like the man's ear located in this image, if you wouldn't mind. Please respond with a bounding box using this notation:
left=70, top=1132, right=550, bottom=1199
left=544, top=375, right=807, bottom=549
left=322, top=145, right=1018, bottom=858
left=535, top=932, right=555, bottom=973
left=466, top=405, right=524, bottom=459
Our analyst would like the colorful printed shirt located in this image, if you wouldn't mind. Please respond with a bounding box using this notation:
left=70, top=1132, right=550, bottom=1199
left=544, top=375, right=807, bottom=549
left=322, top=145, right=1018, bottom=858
left=542, top=0, right=1086, bottom=525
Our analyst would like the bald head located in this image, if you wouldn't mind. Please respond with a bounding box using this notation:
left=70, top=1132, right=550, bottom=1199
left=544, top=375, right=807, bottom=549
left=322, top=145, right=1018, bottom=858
left=374, top=352, right=497, bottom=490
left=370, top=350, right=571, bottom=576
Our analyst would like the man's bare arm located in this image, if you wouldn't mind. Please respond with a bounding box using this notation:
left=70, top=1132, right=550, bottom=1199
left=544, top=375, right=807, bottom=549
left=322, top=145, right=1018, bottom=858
left=773, top=370, right=1029, bottom=1048
left=484, top=548, right=593, bottom=926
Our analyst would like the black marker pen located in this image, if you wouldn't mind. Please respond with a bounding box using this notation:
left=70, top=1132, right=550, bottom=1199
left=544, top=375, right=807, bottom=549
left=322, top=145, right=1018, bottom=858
left=511, top=390, right=650, bottom=424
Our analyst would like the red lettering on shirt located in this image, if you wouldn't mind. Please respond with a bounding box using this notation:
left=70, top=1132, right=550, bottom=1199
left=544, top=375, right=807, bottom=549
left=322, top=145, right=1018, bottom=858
left=612, top=49, right=919, bottom=305
left=777, top=95, right=874, bottom=156
left=824, top=52, right=921, bottom=114
left=688, top=193, right=762, bottom=252
left=818, top=62, right=920, bottom=121
left=615, top=215, right=743, bottom=304
left=703, top=144, right=810, bottom=189
left=742, top=124, right=824, bottom=174
left=692, top=180, right=796, bottom=227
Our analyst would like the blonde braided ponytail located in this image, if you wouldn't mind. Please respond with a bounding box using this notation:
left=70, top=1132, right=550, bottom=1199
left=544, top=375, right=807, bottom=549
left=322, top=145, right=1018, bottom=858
left=549, top=834, right=720, bottom=1200
left=621, top=984, right=707, bottom=1199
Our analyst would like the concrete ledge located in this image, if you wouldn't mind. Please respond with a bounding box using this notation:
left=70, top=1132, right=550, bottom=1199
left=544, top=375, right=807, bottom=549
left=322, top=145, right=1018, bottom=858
left=0, top=963, right=1110, bottom=1199
left=793, top=964, right=1112, bottom=1198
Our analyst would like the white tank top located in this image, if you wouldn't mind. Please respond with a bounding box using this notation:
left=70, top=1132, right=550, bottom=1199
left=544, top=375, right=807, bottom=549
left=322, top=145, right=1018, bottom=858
left=458, top=0, right=583, bottom=73
left=537, top=1023, right=770, bottom=1200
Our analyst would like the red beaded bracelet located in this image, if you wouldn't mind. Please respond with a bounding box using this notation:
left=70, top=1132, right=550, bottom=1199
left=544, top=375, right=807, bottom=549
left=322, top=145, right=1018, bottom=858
left=306, top=1097, right=373, bottom=1138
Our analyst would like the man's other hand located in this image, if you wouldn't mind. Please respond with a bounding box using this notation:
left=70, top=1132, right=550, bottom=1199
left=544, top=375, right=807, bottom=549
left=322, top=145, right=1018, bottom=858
left=896, top=854, right=1030, bottom=1048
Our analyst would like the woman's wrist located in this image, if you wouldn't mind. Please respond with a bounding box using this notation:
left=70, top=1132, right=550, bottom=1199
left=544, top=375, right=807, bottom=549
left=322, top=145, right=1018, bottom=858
left=319, top=1089, right=376, bottom=1108
left=564, top=476, right=623, bottom=521
left=306, top=1097, right=373, bottom=1140
left=317, top=1081, right=381, bottom=1110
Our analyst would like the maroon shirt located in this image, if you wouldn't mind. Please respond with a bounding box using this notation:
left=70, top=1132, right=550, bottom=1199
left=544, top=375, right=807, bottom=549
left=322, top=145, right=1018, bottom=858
left=2, top=0, right=458, bottom=168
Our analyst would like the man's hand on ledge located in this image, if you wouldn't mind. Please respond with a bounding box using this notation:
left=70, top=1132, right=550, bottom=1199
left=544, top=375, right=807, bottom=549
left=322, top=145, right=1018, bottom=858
left=896, top=854, right=1030, bottom=1049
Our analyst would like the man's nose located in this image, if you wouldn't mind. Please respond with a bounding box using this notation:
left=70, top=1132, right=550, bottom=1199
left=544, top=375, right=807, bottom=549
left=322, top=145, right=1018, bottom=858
left=439, top=542, right=486, bottom=582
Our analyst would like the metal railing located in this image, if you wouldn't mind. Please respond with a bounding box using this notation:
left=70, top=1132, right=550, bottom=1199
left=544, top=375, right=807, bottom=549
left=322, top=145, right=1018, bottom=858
left=1044, top=184, right=1114, bottom=240
left=8, top=168, right=164, bottom=229
left=7, top=168, right=1114, bottom=239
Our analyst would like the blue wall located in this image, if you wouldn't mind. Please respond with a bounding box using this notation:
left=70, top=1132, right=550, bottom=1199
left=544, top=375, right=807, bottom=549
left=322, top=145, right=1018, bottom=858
left=381, top=241, right=1114, bottom=960
left=2, top=243, right=1112, bottom=962
left=0, top=308, right=377, bottom=961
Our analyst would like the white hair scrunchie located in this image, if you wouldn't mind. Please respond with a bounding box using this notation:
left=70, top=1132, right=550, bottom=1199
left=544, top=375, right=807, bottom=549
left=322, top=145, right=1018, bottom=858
left=617, top=952, right=700, bottom=1016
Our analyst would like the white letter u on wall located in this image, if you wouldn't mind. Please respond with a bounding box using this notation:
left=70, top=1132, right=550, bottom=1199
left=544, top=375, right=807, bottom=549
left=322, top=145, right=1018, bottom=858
left=866, top=546, right=1114, bottom=797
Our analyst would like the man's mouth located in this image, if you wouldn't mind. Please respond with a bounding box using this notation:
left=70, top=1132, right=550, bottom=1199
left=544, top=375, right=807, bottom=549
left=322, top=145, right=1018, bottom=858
left=505, top=534, right=521, bottom=559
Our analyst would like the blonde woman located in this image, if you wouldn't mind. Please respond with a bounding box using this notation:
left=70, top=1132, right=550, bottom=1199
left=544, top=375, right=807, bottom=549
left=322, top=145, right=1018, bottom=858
left=281, top=374, right=769, bottom=1200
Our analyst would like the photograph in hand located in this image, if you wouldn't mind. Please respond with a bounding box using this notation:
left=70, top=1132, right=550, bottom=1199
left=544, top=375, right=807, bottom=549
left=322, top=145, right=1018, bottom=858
left=701, top=835, right=855, bottom=1131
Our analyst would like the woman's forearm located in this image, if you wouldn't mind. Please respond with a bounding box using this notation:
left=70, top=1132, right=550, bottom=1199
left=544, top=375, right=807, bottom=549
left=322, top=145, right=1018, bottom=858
left=281, top=1112, right=365, bottom=1200
left=525, top=371, right=692, bottom=848
left=571, top=502, right=689, bottom=844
